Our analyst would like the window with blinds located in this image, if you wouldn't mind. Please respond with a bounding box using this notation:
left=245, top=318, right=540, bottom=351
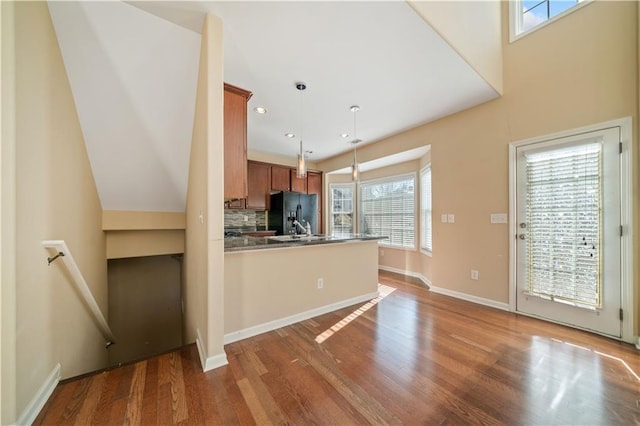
left=330, top=184, right=354, bottom=237
left=525, top=142, right=601, bottom=308
left=420, top=166, right=432, bottom=253
left=359, top=174, right=415, bottom=249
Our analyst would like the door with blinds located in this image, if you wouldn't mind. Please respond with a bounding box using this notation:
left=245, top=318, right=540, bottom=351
left=515, top=127, right=621, bottom=337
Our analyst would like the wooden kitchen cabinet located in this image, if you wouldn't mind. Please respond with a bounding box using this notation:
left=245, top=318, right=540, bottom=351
left=246, top=161, right=271, bottom=210
left=307, top=171, right=323, bottom=233
left=226, top=199, right=245, bottom=209
left=290, top=169, right=307, bottom=193
left=224, top=83, right=252, bottom=201
left=271, top=165, right=291, bottom=191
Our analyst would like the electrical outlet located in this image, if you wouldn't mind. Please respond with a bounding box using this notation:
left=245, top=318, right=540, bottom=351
left=447, top=214, right=455, bottom=223
left=441, top=214, right=448, bottom=223
left=317, top=278, right=324, bottom=289
left=243, top=215, right=248, bottom=222
left=490, top=213, right=508, bottom=224
left=380, top=249, right=385, bottom=257
left=471, top=270, right=479, bottom=280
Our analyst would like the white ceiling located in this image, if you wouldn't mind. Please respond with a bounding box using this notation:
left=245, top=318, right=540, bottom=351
left=329, top=146, right=430, bottom=175
left=48, top=1, right=499, bottom=211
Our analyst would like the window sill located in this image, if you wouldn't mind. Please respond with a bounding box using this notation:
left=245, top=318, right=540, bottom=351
left=378, top=243, right=417, bottom=252
left=420, top=249, right=432, bottom=258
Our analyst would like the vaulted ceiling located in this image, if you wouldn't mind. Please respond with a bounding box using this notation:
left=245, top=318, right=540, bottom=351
left=48, top=1, right=499, bottom=212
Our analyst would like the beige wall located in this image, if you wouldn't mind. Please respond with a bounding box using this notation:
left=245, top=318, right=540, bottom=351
left=205, top=13, right=225, bottom=365
left=225, top=241, right=379, bottom=334
left=1, top=1, right=17, bottom=423
left=103, top=211, right=186, bottom=259
left=184, top=14, right=210, bottom=355
left=320, top=2, right=638, bottom=329
left=184, top=13, right=226, bottom=369
left=13, top=1, right=108, bottom=417
left=248, top=150, right=320, bottom=171
left=102, top=210, right=185, bottom=230
left=106, top=230, right=184, bottom=259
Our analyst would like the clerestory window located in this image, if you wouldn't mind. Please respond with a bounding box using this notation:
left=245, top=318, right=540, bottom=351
left=510, top=0, right=590, bottom=40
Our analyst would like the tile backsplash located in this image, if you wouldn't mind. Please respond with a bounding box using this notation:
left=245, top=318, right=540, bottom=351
left=224, top=209, right=268, bottom=229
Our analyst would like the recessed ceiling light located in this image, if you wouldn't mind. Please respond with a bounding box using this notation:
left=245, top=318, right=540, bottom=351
left=285, top=133, right=295, bottom=138
left=254, top=106, right=267, bottom=114
left=340, top=133, right=350, bottom=139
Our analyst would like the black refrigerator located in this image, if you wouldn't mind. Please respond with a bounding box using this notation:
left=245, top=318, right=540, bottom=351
left=269, top=191, right=318, bottom=235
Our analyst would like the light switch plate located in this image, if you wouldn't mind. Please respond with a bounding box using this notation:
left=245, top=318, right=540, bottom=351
left=441, top=214, right=448, bottom=223
left=447, top=214, right=455, bottom=223
left=490, top=213, right=508, bottom=224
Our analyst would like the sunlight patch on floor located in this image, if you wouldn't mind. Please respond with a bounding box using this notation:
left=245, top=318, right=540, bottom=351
left=315, top=284, right=396, bottom=344
left=551, top=338, right=640, bottom=382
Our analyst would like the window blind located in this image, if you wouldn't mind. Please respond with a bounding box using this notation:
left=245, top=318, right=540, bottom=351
left=330, top=184, right=354, bottom=236
left=359, top=174, right=415, bottom=249
left=525, top=142, right=601, bottom=308
left=420, top=166, right=432, bottom=252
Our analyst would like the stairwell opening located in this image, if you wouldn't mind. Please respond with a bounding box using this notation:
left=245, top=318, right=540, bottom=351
left=107, top=254, right=184, bottom=366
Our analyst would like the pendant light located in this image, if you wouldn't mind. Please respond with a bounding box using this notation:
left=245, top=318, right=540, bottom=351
left=350, top=105, right=361, bottom=182
left=296, top=82, right=307, bottom=178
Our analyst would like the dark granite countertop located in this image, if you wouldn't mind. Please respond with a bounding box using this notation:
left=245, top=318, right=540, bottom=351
left=224, top=234, right=386, bottom=253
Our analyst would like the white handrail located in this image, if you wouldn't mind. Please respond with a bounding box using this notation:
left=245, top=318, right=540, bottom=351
left=42, top=240, right=115, bottom=347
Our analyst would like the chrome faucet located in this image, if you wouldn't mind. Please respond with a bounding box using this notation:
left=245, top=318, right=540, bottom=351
left=293, top=220, right=312, bottom=236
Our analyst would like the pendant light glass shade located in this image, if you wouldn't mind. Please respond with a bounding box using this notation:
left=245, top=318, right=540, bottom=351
left=296, top=82, right=307, bottom=178
left=297, top=140, right=307, bottom=178
left=350, top=105, right=360, bottom=182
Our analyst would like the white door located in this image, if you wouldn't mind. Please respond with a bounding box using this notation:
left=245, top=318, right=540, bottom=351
left=515, top=127, right=621, bottom=337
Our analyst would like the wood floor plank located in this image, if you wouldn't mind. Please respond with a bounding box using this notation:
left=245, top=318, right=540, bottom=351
left=35, top=271, right=640, bottom=425
left=32, top=380, right=80, bottom=425
left=90, top=365, right=124, bottom=425
left=73, top=372, right=108, bottom=425
left=123, top=362, right=146, bottom=426
left=168, top=352, right=188, bottom=424
left=139, top=357, right=158, bottom=425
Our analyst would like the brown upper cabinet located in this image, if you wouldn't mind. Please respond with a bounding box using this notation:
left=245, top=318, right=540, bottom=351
left=224, top=83, right=252, bottom=201
left=246, top=161, right=271, bottom=210
left=271, top=165, right=291, bottom=192
left=290, top=169, right=307, bottom=193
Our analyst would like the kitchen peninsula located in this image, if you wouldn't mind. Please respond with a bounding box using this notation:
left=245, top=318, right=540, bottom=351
left=224, top=235, right=383, bottom=343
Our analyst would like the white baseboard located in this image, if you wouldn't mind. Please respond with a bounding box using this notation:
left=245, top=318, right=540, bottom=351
left=377, top=266, right=509, bottom=312
left=378, top=265, right=431, bottom=288
left=17, top=363, right=61, bottom=426
left=196, top=328, right=229, bottom=373
left=429, top=285, right=511, bottom=312
left=636, top=336, right=640, bottom=351
left=202, top=353, right=228, bottom=372
left=223, top=290, right=380, bottom=345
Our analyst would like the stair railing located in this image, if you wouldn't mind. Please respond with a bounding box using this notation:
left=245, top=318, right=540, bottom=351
left=42, top=240, right=114, bottom=348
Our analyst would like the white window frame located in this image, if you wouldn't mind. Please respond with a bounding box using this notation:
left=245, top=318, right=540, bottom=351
left=329, top=183, right=355, bottom=237
left=358, top=172, right=417, bottom=251
left=509, top=0, right=592, bottom=43
left=420, top=165, right=432, bottom=256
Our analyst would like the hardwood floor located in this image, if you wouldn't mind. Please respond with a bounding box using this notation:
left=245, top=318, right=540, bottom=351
left=35, top=271, right=640, bottom=425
